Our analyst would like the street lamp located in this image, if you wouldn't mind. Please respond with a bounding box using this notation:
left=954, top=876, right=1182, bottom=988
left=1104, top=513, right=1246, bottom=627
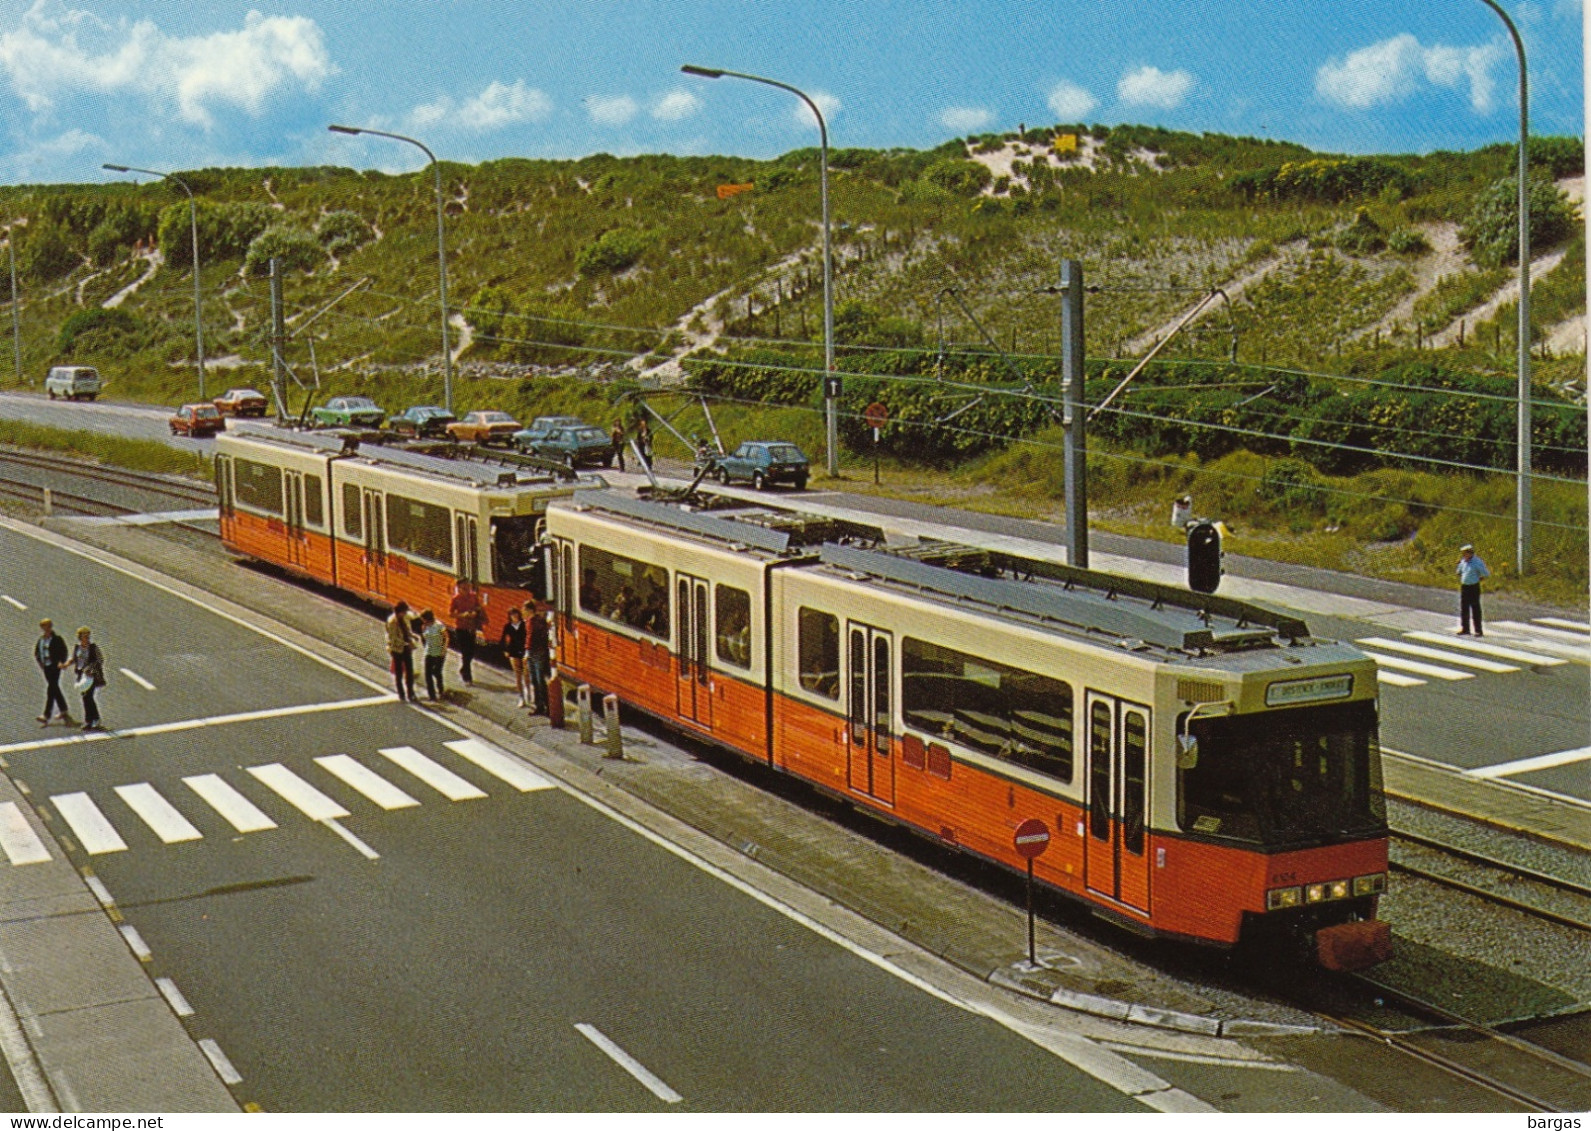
left=1476, top=0, right=1531, bottom=575
left=682, top=65, right=838, bottom=477
left=103, top=164, right=205, bottom=399
left=329, top=125, right=455, bottom=413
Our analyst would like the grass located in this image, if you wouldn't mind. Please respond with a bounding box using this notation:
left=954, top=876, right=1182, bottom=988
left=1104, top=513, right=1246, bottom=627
left=0, top=419, right=210, bottom=478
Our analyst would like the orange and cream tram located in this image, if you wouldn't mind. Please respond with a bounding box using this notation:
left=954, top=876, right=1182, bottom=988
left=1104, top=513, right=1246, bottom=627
left=546, top=491, right=1392, bottom=967
left=215, top=426, right=587, bottom=639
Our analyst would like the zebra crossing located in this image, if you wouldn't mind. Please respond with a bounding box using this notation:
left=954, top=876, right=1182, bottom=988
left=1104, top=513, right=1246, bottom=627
left=0, top=739, right=554, bottom=866
left=1358, top=617, right=1587, bottom=689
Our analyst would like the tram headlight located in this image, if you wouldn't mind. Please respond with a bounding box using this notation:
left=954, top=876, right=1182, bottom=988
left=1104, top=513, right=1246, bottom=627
left=1353, top=872, right=1387, bottom=896
left=1305, top=883, right=1327, bottom=903
left=1266, top=886, right=1302, bottom=910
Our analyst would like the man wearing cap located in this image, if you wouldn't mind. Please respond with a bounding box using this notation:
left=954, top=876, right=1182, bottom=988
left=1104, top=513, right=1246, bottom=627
left=1456, top=543, right=1490, bottom=637
left=33, top=618, right=70, bottom=726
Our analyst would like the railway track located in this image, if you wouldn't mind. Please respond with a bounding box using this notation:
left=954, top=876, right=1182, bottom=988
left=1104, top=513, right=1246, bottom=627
left=0, top=447, right=215, bottom=508
left=1389, top=828, right=1591, bottom=933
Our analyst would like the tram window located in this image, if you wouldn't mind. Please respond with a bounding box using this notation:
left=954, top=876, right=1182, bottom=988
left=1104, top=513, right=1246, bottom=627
left=1089, top=701, right=1111, bottom=841
left=492, top=516, right=541, bottom=592
left=797, top=608, right=839, bottom=700
left=714, top=585, right=752, bottom=669
left=386, top=493, right=453, bottom=569
left=303, top=474, right=324, bottom=528
left=233, top=458, right=284, bottom=517
left=1123, top=709, right=1147, bottom=856
left=901, top=637, right=1073, bottom=783
left=341, top=483, right=362, bottom=538
left=578, top=545, right=669, bottom=639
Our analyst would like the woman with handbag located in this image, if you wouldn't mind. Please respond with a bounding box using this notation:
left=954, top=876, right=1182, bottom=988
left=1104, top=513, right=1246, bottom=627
left=72, top=626, right=106, bottom=732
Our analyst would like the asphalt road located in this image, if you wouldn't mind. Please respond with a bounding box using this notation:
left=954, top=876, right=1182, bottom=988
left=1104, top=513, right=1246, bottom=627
left=0, top=523, right=1149, bottom=1112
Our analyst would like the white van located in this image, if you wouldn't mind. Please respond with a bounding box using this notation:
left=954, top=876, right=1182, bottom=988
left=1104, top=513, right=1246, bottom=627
left=44, top=366, right=103, bottom=401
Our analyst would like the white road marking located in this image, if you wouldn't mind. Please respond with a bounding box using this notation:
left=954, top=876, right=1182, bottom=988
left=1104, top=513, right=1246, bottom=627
left=1358, top=651, right=1473, bottom=681
left=1535, top=617, right=1590, bottom=633
left=155, top=977, right=194, bottom=1017
left=378, top=746, right=487, bottom=801
left=198, top=1038, right=243, bottom=1085
left=0, top=802, right=50, bottom=865
left=1373, top=670, right=1425, bottom=688
left=323, top=818, right=379, bottom=860
left=118, top=924, right=151, bottom=962
left=444, top=738, right=555, bottom=792
left=117, top=668, right=156, bottom=691
left=315, top=755, right=420, bottom=810
left=84, top=876, right=114, bottom=908
left=183, top=774, right=277, bottom=833
left=1, top=595, right=25, bottom=610
left=1497, top=619, right=1591, bottom=644
left=1405, top=631, right=1565, bottom=666
left=114, top=784, right=201, bottom=844
left=574, top=1024, right=682, bottom=1104
left=0, top=694, right=396, bottom=756
left=50, top=792, right=127, bottom=854
left=1354, top=637, right=1517, bottom=673
left=1466, top=745, right=1591, bottom=780
left=64, top=508, right=218, bottom=527
left=247, top=765, right=349, bottom=822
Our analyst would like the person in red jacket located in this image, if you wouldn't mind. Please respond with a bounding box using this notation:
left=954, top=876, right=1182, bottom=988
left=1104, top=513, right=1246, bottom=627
left=449, top=580, right=485, bottom=686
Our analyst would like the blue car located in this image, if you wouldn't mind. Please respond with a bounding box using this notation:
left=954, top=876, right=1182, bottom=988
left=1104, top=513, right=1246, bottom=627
left=702, top=441, right=810, bottom=490
left=387, top=405, right=456, bottom=438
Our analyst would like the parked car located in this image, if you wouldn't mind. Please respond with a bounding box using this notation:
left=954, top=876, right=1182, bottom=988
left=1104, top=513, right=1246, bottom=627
left=446, top=410, right=522, bottom=446
left=512, top=416, right=591, bottom=451
left=701, top=441, right=810, bottom=490
left=44, top=366, right=103, bottom=401
left=519, top=423, right=614, bottom=468
left=213, top=388, right=268, bottom=417
left=387, top=405, right=456, bottom=438
left=310, top=395, right=384, bottom=428
left=170, top=403, right=225, bottom=438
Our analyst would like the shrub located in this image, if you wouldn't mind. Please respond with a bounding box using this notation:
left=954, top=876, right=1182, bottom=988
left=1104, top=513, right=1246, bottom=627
left=1258, top=458, right=1328, bottom=513
left=317, top=210, right=373, bottom=255
left=1386, top=227, right=1431, bottom=255
left=1460, top=175, right=1579, bottom=268
left=158, top=201, right=275, bottom=266
left=57, top=307, right=141, bottom=355
left=245, top=225, right=323, bottom=275
left=464, top=284, right=517, bottom=341
left=20, top=223, right=79, bottom=281
left=922, top=159, right=993, bottom=196
left=576, top=228, right=651, bottom=275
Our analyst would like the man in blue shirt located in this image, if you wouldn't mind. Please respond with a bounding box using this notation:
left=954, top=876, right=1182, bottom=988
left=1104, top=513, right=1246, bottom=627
left=1456, top=543, right=1490, bottom=636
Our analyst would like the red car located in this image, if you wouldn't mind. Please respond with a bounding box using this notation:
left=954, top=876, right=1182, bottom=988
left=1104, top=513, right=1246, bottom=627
left=171, top=403, right=225, bottom=438
left=213, top=388, right=268, bottom=417
left=446, top=410, right=522, bottom=446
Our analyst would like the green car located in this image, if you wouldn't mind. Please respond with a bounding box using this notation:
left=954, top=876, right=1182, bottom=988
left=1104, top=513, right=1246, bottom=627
left=311, top=395, right=385, bottom=428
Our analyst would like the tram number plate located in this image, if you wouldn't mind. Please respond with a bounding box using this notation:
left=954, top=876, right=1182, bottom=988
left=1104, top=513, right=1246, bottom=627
left=1265, top=674, right=1352, bottom=707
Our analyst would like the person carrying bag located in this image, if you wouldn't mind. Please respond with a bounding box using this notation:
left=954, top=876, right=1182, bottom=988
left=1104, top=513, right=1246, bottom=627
left=72, top=626, right=107, bottom=732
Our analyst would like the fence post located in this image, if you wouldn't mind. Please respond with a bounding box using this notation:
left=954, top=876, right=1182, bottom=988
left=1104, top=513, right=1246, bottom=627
left=602, top=694, right=623, bottom=760
left=41, top=487, right=51, bottom=517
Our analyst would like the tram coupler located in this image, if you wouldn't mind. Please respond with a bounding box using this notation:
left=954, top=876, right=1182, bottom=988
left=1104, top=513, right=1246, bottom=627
left=1316, top=919, right=1392, bottom=971
left=577, top=683, right=593, bottom=744
left=602, top=694, right=623, bottom=760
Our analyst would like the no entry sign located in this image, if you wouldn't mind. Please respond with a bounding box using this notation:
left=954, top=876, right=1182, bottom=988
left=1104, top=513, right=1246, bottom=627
left=1013, top=818, right=1050, bottom=860
left=864, top=401, right=889, bottom=430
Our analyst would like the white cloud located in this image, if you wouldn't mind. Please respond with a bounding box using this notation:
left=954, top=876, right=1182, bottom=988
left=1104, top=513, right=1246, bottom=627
left=940, top=106, right=993, bottom=132
left=587, top=94, right=638, bottom=126
left=1117, top=65, right=1194, bottom=110
left=410, top=80, right=553, bottom=132
left=0, top=3, right=334, bottom=128
left=1315, top=34, right=1505, bottom=113
left=651, top=89, right=701, bottom=122
left=1047, top=80, right=1098, bottom=120
left=794, top=91, right=840, bottom=130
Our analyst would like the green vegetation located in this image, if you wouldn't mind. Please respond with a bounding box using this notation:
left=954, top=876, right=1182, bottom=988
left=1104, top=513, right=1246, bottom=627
left=1460, top=175, right=1579, bottom=268
left=0, top=423, right=209, bottom=478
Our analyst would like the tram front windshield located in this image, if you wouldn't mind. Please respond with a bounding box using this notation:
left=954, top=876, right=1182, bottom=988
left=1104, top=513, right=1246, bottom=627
left=1181, top=699, right=1384, bottom=847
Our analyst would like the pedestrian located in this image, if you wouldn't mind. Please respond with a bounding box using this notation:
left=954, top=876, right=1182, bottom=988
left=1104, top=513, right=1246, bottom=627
left=34, top=618, right=71, bottom=726
left=386, top=600, right=416, bottom=702
left=1456, top=543, right=1490, bottom=637
left=610, top=421, right=626, bottom=472
left=635, top=417, right=652, bottom=465
left=419, top=609, right=448, bottom=702
left=449, top=580, right=484, bottom=686
left=526, top=600, right=552, bottom=715
left=501, top=605, right=529, bottom=707
left=71, top=626, right=105, bottom=732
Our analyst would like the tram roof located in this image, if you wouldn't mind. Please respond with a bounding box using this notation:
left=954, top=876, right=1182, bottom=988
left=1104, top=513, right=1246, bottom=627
left=226, top=423, right=594, bottom=493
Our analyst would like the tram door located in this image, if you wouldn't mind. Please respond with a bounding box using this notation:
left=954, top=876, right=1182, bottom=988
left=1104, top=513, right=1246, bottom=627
left=283, top=471, right=307, bottom=569
left=453, top=514, right=479, bottom=585
left=674, top=574, right=712, bottom=729
left=361, top=488, right=387, bottom=597
left=1083, top=692, right=1151, bottom=914
left=846, top=623, right=894, bottom=805
left=552, top=537, right=579, bottom=671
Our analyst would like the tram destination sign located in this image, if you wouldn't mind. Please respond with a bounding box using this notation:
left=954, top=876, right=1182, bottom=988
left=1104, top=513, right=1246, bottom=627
left=1265, top=673, right=1353, bottom=707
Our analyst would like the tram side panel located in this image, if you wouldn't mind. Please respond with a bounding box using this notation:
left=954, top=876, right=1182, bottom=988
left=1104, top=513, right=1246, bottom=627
left=217, top=448, right=339, bottom=585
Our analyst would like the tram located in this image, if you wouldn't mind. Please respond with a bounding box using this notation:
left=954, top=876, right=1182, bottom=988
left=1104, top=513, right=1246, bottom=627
left=545, top=490, right=1392, bottom=968
left=214, top=425, right=587, bottom=639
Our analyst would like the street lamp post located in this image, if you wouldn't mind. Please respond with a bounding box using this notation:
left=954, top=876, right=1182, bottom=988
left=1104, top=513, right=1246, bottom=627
left=103, top=165, right=205, bottom=399
left=1477, top=0, right=1531, bottom=576
left=682, top=65, right=838, bottom=477
left=329, top=125, right=454, bottom=414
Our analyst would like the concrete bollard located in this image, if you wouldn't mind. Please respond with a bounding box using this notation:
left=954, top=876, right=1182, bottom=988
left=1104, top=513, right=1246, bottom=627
left=577, top=683, right=593, bottom=745
left=42, top=487, right=51, bottom=517
left=603, top=694, right=623, bottom=760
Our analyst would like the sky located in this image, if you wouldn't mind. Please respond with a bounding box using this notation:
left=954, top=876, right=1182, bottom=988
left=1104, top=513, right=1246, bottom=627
left=0, top=0, right=1581, bottom=186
